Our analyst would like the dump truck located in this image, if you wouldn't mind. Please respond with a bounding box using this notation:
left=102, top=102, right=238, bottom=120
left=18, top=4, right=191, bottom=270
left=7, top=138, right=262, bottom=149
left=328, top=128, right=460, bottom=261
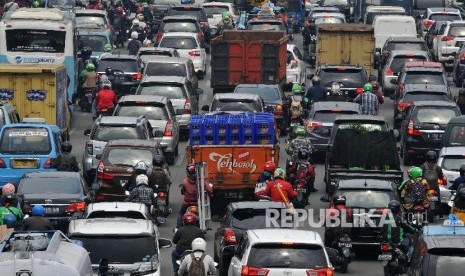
left=0, top=64, right=71, bottom=137
left=210, top=30, right=288, bottom=93
left=315, top=24, right=375, bottom=76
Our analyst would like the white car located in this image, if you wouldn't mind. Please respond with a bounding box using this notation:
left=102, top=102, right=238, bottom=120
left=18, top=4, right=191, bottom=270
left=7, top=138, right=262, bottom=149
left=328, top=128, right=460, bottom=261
left=438, top=147, right=465, bottom=204
left=158, top=32, right=207, bottom=78
left=228, top=229, right=334, bottom=276
left=435, top=21, right=465, bottom=65
left=419, top=7, right=461, bottom=39
left=203, top=2, right=240, bottom=27
left=82, top=202, right=152, bottom=220
left=286, top=44, right=306, bottom=89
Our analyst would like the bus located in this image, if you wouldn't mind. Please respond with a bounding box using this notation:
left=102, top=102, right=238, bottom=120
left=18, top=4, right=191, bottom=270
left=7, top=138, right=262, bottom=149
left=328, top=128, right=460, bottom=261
left=0, top=8, right=76, bottom=109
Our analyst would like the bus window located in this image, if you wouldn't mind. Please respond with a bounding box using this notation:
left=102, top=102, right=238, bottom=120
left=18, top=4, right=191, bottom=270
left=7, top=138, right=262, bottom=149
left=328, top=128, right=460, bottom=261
left=6, top=30, right=66, bottom=53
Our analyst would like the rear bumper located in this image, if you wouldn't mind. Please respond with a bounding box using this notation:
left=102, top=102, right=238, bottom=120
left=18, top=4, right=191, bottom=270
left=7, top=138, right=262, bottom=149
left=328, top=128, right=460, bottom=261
left=404, top=142, right=440, bottom=159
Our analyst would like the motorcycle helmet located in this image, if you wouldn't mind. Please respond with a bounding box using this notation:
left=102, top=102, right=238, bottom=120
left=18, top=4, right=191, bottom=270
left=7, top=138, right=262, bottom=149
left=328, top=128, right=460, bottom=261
left=116, top=6, right=123, bottom=13
left=264, top=161, right=276, bottom=173
left=32, top=204, right=45, bottom=217
left=410, top=167, right=423, bottom=179
left=141, top=2, right=149, bottom=8
left=183, top=212, right=196, bottom=225
left=2, top=194, right=16, bottom=207
left=105, top=67, right=113, bottom=76
left=61, top=141, right=72, bottom=153
left=459, top=187, right=465, bottom=199
left=143, top=40, right=153, bottom=47
left=186, top=164, right=196, bottom=176
left=388, top=200, right=401, bottom=214
left=131, top=31, right=139, bottom=39
left=332, top=193, right=346, bottom=205
left=425, top=150, right=437, bottom=163
left=192, top=238, right=207, bottom=252
left=311, top=76, right=320, bottom=85
left=134, top=161, right=148, bottom=174
left=32, top=0, right=40, bottom=8
left=3, top=214, right=16, bottom=228
left=85, top=63, right=95, bottom=72
left=460, top=164, right=465, bottom=176
left=136, top=174, right=149, bottom=186
left=136, top=14, right=144, bottom=21
left=295, top=126, right=306, bottom=137
left=298, top=148, right=309, bottom=161
left=363, top=82, right=373, bottom=92
left=273, top=168, right=286, bottom=179
left=2, top=183, right=15, bottom=195
left=84, top=58, right=93, bottom=66
left=292, top=83, right=302, bottom=94
left=152, top=155, right=164, bottom=167
left=102, top=81, right=112, bottom=89
left=104, top=44, right=112, bottom=52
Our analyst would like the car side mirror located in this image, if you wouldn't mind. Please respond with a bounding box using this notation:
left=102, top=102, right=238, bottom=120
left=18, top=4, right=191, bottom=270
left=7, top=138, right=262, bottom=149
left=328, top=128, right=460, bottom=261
left=390, top=79, right=398, bottom=85
left=84, top=129, right=91, bottom=136
left=201, top=105, right=210, bottom=112
left=196, top=88, right=204, bottom=94
left=320, top=195, right=330, bottom=202
left=95, top=154, right=102, bottom=160
left=159, top=238, right=173, bottom=248
left=154, top=130, right=164, bottom=137
left=130, top=87, right=137, bottom=94
left=99, top=259, right=109, bottom=274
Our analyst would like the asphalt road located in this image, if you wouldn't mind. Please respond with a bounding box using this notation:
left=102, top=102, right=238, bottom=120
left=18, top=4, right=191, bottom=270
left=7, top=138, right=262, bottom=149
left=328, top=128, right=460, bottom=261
left=68, top=32, right=461, bottom=275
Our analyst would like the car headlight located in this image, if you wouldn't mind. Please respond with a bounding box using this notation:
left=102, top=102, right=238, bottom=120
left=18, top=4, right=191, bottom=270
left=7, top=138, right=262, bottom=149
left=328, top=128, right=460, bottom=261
left=137, top=260, right=159, bottom=275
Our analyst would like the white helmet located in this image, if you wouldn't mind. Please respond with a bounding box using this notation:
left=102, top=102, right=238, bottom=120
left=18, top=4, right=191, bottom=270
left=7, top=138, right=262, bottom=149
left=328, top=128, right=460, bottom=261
left=132, top=19, right=140, bottom=26
left=131, top=31, right=139, bottom=39
left=143, top=39, right=153, bottom=47
left=136, top=174, right=149, bottom=186
left=103, top=80, right=112, bottom=88
left=136, top=14, right=144, bottom=21
left=191, top=238, right=206, bottom=252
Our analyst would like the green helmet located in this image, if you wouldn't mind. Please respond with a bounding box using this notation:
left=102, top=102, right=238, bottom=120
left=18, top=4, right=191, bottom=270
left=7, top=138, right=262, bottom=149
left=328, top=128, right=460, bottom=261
left=141, top=2, right=149, bottom=8
left=85, top=63, right=95, bottom=72
left=273, top=168, right=286, bottom=179
left=410, top=166, right=423, bottom=179
left=295, top=126, right=306, bottom=136
left=363, top=82, right=373, bottom=92
left=104, top=44, right=112, bottom=52
left=32, top=0, right=40, bottom=7
left=292, top=83, right=302, bottom=93
left=222, top=11, right=229, bottom=19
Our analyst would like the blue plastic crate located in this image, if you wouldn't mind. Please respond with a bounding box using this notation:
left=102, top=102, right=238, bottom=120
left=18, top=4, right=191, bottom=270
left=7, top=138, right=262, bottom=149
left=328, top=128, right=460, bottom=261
left=190, top=135, right=203, bottom=146
left=202, top=115, right=217, bottom=136
left=189, top=115, right=203, bottom=136
left=243, top=135, right=255, bottom=145
left=256, top=134, right=275, bottom=145
left=228, top=134, right=241, bottom=145
left=202, top=135, right=216, bottom=145
left=217, top=135, right=228, bottom=145
left=254, top=114, right=275, bottom=135
left=229, top=115, right=242, bottom=135
left=216, top=115, right=229, bottom=135
left=241, top=114, right=255, bottom=136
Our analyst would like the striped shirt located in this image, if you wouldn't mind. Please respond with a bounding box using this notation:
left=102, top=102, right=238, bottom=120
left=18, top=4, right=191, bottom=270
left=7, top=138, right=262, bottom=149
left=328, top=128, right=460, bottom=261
left=354, top=92, right=379, bottom=115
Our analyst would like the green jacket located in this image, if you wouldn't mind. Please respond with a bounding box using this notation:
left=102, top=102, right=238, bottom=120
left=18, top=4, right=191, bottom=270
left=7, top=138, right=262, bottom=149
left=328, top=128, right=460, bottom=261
left=0, top=206, right=23, bottom=225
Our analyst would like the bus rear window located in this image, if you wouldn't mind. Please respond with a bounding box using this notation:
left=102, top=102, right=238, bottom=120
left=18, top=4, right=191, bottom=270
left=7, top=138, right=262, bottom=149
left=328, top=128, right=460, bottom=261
left=0, top=127, right=51, bottom=154
left=6, top=29, right=66, bottom=53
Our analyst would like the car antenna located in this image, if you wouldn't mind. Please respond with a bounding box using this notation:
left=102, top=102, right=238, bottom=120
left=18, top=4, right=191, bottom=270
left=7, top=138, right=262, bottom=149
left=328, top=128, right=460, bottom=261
left=363, top=179, right=368, bottom=187
left=115, top=201, right=118, bottom=209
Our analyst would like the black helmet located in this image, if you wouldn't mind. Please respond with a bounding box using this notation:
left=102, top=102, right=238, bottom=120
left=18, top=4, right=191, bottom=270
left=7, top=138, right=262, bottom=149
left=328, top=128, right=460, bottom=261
left=298, top=149, right=309, bottom=161
left=105, top=67, right=113, bottom=76
left=82, top=47, right=92, bottom=56
left=388, top=200, right=401, bottom=214
left=62, top=141, right=72, bottom=153
left=312, top=76, right=321, bottom=85
left=459, top=188, right=465, bottom=199
left=332, top=193, right=346, bottom=205
left=425, top=150, right=437, bottom=163
left=460, top=164, right=465, bottom=176
left=153, top=155, right=164, bottom=167
left=460, top=89, right=465, bottom=96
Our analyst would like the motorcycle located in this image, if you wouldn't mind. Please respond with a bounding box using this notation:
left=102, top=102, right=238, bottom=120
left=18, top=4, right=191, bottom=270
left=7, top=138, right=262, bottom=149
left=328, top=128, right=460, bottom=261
left=176, top=250, right=218, bottom=274
left=427, top=189, right=439, bottom=223
left=378, top=240, right=410, bottom=276
left=448, top=190, right=465, bottom=222
left=290, top=162, right=315, bottom=208
left=97, top=105, right=114, bottom=117
left=329, top=234, right=355, bottom=273
left=406, top=203, right=429, bottom=229
left=79, top=87, right=95, bottom=112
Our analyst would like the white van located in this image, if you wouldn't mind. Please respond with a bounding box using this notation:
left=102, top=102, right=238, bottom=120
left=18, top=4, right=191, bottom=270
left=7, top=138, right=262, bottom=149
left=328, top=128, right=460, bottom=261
left=374, top=15, right=417, bottom=55
left=0, top=231, right=93, bottom=276
left=364, top=6, right=406, bottom=25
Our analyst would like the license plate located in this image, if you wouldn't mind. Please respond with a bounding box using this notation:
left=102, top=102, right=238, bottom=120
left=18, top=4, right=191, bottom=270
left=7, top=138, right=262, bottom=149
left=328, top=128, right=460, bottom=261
left=431, top=196, right=438, bottom=201
left=427, top=133, right=443, bottom=140
left=378, top=254, right=392, bottom=261
left=224, top=192, right=244, bottom=199
left=45, top=207, right=60, bottom=214
left=339, top=243, right=352, bottom=247
left=12, top=159, right=37, bottom=169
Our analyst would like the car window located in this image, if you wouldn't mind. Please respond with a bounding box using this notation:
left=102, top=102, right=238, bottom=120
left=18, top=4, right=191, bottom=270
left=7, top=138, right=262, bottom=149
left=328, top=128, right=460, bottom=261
left=231, top=208, right=292, bottom=229
left=448, top=25, right=465, bottom=36
left=234, top=87, right=280, bottom=101
left=247, top=243, right=327, bottom=269
left=77, top=35, right=108, bottom=53
left=430, top=14, right=461, bottom=21
left=159, top=37, right=197, bottom=49
left=338, top=123, right=383, bottom=131
left=0, top=127, right=51, bottom=154
left=145, top=63, right=187, bottom=77
left=448, top=126, right=465, bottom=146
left=322, top=0, right=348, bottom=5
left=441, top=155, right=465, bottom=171
left=98, top=59, right=138, bottom=72
left=315, top=17, right=343, bottom=24
left=211, top=100, right=260, bottom=112
left=341, top=190, right=396, bottom=209
left=86, top=211, right=146, bottom=219
left=389, top=42, right=428, bottom=51
left=204, top=6, right=229, bottom=17
left=390, top=56, right=427, bottom=73
left=163, top=22, right=199, bottom=32
left=6, top=29, right=65, bottom=53
left=403, top=93, right=449, bottom=102
left=414, top=107, right=458, bottom=124
left=19, top=177, right=81, bottom=194
left=114, top=105, right=168, bottom=120
left=92, top=126, right=141, bottom=142
left=47, top=0, right=76, bottom=8
left=427, top=249, right=465, bottom=275
left=313, top=111, right=359, bottom=122
left=137, top=84, right=186, bottom=99
left=105, top=148, right=153, bottom=166
left=319, top=69, right=366, bottom=87
left=76, top=16, right=105, bottom=27
left=404, top=72, right=445, bottom=85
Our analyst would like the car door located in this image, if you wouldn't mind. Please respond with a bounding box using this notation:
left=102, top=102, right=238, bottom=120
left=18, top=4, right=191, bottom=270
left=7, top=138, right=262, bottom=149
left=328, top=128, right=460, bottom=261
left=228, top=236, right=249, bottom=276
left=435, top=24, right=448, bottom=58
left=185, top=81, right=199, bottom=114
left=166, top=100, right=180, bottom=141
left=197, top=36, right=207, bottom=69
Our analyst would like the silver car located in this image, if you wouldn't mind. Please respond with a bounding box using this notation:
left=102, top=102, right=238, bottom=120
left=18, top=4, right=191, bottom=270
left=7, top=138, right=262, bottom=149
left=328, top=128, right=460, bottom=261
left=438, top=146, right=465, bottom=205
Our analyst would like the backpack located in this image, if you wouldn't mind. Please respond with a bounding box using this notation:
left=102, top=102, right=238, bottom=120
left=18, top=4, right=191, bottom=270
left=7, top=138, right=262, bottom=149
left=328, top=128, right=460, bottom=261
left=408, top=179, right=427, bottom=204
left=290, top=97, right=302, bottom=116
left=296, top=163, right=308, bottom=180
left=188, top=253, right=206, bottom=276
left=423, top=164, right=439, bottom=187
left=150, top=167, right=169, bottom=188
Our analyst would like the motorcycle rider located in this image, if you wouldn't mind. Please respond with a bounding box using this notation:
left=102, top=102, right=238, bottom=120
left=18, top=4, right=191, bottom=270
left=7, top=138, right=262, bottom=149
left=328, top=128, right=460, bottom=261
left=0, top=194, right=22, bottom=224
left=86, top=0, right=104, bottom=10
left=292, top=148, right=317, bottom=194
left=400, top=167, right=431, bottom=212
left=290, top=83, right=305, bottom=117
left=125, top=174, right=157, bottom=208
left=1, top=214, right=17, bottom=229
left=264, top=168, right=297, bottom=203
left=178, top=238, right=216, bottom=276
left=353, top=83, right=379, bottom=115
left=255, top=161, right=276, bottom=199
left=323, top=193, right=353, bottom=246
left=172, top=212, right=205, bottom=275
left=94, top=80, right=117, bottom=119
left=82, top=63, right=98, bottom=92
left=286, top=126, right=313, bottom=156
left=126, top=161, right=151, bottom=191
left=176, top=164, right=213, bottom=229
left=127, top=31, right=142, bottom=55
left=104, top=67, right=122, bottom=97
left=420, top=151, right=444, bottom=219
left=53, top=141, right=80, bottom=172
left=31, top=0, right=40, bottom=8
left=305, top=76, right=326, bottom=102
left=3, top=0, right=19, bottom=13
left=451, top=164, right=465, bottom=191
left=451, top=187, right=465, bottom=221
left=217, top=12, right=234, bottom=34
left=141, top=2, right=153, bottom=24
left=22, top=205, right=54, bottom=231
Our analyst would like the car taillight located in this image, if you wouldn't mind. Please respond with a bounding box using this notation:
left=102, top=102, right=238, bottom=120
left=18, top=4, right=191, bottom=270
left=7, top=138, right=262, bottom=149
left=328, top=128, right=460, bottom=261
left=397, top=102, right=411, bottom=112
left=381, top=243, right=390, bottom=252
left=0, top=158, right=6, bottom=168
left=442, top=35, right=455, bottom=41
left=306, top=268, right=334, bottom=276
left=164, top=119, right=173, bottom=137
left=273, top=104, right=283, bottom=115
left=241, top=266, right=269, bottom=276
left=188, top=50, right=200, bottom=56
left=131, top=73, right=142, bottom=81
left=385, top=68, right=393, bottom=75
left=86, top=141, right=93, bottom=155
left=355, top=87, right=363, bottom=95
left=97, top=160, right=113, bottom=180
left=157, top=32, right=163, bottom=42
left=65, top=202, right=86, bottom=213
left=43, top=158, right=53, bottom=169
left=407, top=119, right=422, bottom=136
left=158, top=192, right=167, bottom=198
left=423, top=20, right=433, bottom=27
left=224, top=228, right=237, bottom=244
left=184, top=98, right=191, bottom=114
left=460, top=53, right=465, bottom=61
left=307, top=121, right=323, bottom=132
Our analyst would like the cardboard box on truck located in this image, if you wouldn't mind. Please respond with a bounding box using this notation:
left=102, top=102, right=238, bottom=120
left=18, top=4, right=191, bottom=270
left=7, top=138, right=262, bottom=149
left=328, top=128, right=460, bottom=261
left=210, top=30, right=288, bottom=93
left=0, top=64, right=70, bottom=136
left=316, top=24, right=374, bottom=76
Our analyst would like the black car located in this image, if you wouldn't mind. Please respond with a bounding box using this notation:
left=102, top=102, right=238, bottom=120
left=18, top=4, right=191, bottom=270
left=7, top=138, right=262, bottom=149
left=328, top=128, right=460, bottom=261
left=233, top=84, right=289, bottom=133
left=18, top=172, right=94, bottom=231
left=452, top=43, right=465, bottom=87
left=321, top=178, right=400, bottom=248
left=203, top=93, right=266, bottom=114
left=152, top=0, right=180, bottom=26
left=214, top=201, right=290, bottom=276
left=400, top=101, right=461, bottom=165
left=156, top=15, right=204, bottom=46
left=97, top=54, right=141, bottom=97
left=378, top=37, right=428, bottom=69
left=166, top=6, right=211, bottom=47
left=319, top=0, right=350, bottom=20
left=312, top=65, right=369, bottom=101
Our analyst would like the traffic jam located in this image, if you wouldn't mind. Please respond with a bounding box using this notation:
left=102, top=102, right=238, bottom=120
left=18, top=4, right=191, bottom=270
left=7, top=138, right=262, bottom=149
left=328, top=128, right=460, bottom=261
left=1, top=0, right=465, bottom=275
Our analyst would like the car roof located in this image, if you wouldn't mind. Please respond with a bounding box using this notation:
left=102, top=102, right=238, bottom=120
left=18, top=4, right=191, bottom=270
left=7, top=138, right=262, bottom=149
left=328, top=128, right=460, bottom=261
left=374, top=15, right=414, bottom=21
left=320, top=64, right=363, bottom=70
left=367, top=6, right=405, bottom=12
left=313, top=12, right=345, bottom=18
left=439, top=146, right=465, bottom=156
left=213, top=93, right=261, bottom=100
left=428, top=7, right=460, bottom=13
left=100, top=54, right=137, bottom=61
left=389, top=50, right=430, bottom=56
left=141, top=75, right=187, bottom=84
left=247, top=229, right=323, bottom=245
left=161, top=32, right=199, bottom=38
left=249, top=20, right=283, bottom=24
left=145, top=57, right=190, bottom=64
left=203, top=2, right=233, bottom=6
left=403, top=61, right=443, bottom=69
left=312, top=101, right=361, bottom=112
left=118, top=95, right=168, bottom=104
left=162, top=15, right=198, bottom=21
left=68, top=218, right=154, bottom=236
left=235, top=84, right=279, bottom=89
left=334, top=115, right=387, bottom=123
left=1, top=123, right=58, bottom=130
left=386, top=36, right=425, bottom=43
left=447, top=115, right=465, bottom=124
left=23, top=171, right=81, bottom=179
left=337, top=178, right=395, bottom=190
left=97, top=116, right=145, bottom=125
left=75, top=9, right=107, bottom=15
left=412, top=101, right=459, bottom=107
left=312, top=7, right=339, bottom=11
left=105, top=139, right=159, bottom=147
left=228, top=201, right=288, bottom=211
left=403, top=84, right=448, bottom=93
left=447, top=20, right=465, bottom=26
left=86, top=202, right=149, bottom=213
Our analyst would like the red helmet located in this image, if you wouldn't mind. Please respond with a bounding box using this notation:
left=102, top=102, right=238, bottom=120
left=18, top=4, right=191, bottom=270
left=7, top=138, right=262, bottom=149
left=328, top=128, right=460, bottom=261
left=264, top=161, right=276, bottom=173
left=137, top=5, right=144, bottom=13
left=186, top=164, right=196, bottom=176
left=116, top=6, right=123, bottom=13
left=183, top=212, right=197, bottom=225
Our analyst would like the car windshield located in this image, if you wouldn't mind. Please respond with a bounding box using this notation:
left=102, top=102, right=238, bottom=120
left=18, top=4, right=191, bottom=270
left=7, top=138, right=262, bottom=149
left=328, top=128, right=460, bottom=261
left=338, top=123, right=383, bottom=131
left=105, top=148, right=153, bottom=166
left=144, top=63, right=187, bottom=77
left=449, top=25, right=465, bottom=36
left=0, top=127, right=51, bottom=154
left=342, top=190, right=396, bottom=209
left=47, top=0, right=75, bottom=7
left=98, top=59, right=138, bottom=73
left=390, top=56, right=427, bottom=73
left=415, top=107, right=458, bottom=124
left=404, top=72, right=445, bottom=85
left=204, top=6, right=229, bottom=17
left=75, top=16, right=105, bottom=27
left=315, top=17, right=343, bottom=24
left=389, top=42, right=427, bottom=51
left=92, top=126, right=141, bottom=142
left=6, top=30, right=65, bottom=53
left=19, top=177, right=81, bottom=194
left=441, top=155, right=465, bottom=171
left=163, top=22, right=198, bottom=32
left=115, top=105, right=168, bottom=120
left=447, top=126, right=465, bottom=146
left=428, top=249, right=465, bottom=275
left=159, top=37, right=197, bottom=49
left=74, top=236, right=157, bottom=264
left=77, top=35, right=107, bottom=52
left=234, top=87, right=280, bottom=101
left=403, top=93, right=449, bottom=102
left=322, top=0, right=348, bottom=5
left=430, top=14, right=461, bottom=21
left=247, top=23, right=284, bottom=31
left=366, top=12, right=404, bottom=24
left=231, top=208, right=292, bottom=229
left=247, top=243, right=327, bottom=269
left=168, top=9, right=206, bottom=21
left=313, top=111, right=359, bottom=122
left=320, top=69, right=366, bottom=87
left=211, top=100, right=260, bottom=112
left=87, top=211, right=146, bottom=219
left=137, top=84, right=185, bottom=99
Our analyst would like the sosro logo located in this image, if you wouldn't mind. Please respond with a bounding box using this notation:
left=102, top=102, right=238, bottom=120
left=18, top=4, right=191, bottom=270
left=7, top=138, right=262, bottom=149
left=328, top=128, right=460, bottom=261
left=209, top=152, right=257, bottom=173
